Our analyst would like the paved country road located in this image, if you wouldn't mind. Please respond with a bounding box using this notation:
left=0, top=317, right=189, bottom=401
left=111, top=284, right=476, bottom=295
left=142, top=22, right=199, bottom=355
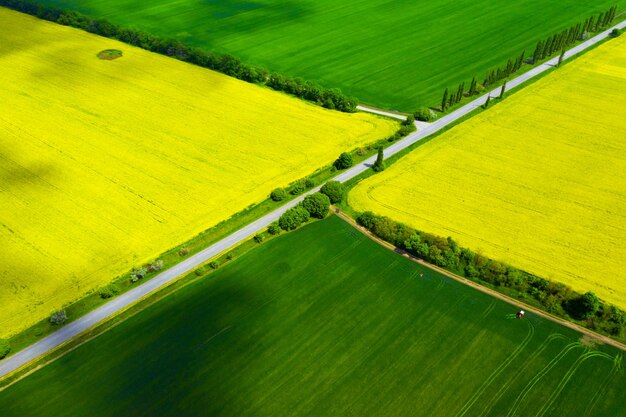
left=1, top=19, right=625, bottom=381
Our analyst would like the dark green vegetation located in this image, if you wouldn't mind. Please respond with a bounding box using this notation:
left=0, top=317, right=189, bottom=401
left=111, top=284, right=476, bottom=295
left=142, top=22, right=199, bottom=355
left=1, top=217, right=624, bottom=416
left=0, top=340, right=9, bottom=359
left=356, top=211, right=626, bottom=340
left=25, top=0, right=621, bottom=111
left=320, top=180, right=345, bottom=204
left=96, top=48, right=121, bottom=60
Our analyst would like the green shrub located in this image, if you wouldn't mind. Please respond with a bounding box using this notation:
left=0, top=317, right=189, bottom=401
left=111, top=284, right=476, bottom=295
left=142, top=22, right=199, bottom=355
left=146, top=259, right=164, bottom=272
left=609, top=28, right=621, bottom=37
left=279, top=205, right=310, bottom=230
left=209, top=261, right=220, bottom=269
left=402, top=114, right=415, bottom=126
left=254, top=234, right=264, bottom=243
left=130, top=266, right=147, bottom=283
left=99, top=284, right=120, bottom=299
left=195, top=267, right=205, bottom=276
left=414, top=107, right=434, bottom=121
left=270, top=188, right=287, bottom=201
left=0, top=339, right=10, bottom=359
left=302, top=193, right=330, bottom=219
left=304, top=178, right=315, bottom=188
left=333, top=152, right=353, bottom=170
left=320, top=180, right=345, bottom=204
left=178, top=247, right=190, bottom=256
left=50, top=310, right=67, bottom=325
left=226, top=253, right=234, bottom=261
left=290, top=181, right=306, bottom=195
left=268, top=222, right=281, bottom=235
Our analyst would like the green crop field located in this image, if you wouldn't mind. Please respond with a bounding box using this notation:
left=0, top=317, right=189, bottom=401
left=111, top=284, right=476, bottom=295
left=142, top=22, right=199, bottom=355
left=37, top=0, right=619, bottom=111
left=0, top=217, right=624, bottom=416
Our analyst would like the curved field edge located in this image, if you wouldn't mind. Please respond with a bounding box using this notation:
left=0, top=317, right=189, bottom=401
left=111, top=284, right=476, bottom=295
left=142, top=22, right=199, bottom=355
left=0, top=217, right=624, bottom=416
left=0, top=8, right=397, bottom=338
left=349, top=33, right=626, bottom=310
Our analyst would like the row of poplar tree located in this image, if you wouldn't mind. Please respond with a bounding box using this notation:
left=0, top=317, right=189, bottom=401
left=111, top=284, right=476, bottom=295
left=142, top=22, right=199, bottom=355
left=440, top=5, right=619, bottom=112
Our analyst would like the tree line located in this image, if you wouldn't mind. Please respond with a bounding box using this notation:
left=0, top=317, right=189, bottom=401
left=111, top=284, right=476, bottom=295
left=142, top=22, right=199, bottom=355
left=0, top=0, right=358, bottom=112
left=439, top=5, right=619, bottom=112
left=356, top=211, right=626, bottom=339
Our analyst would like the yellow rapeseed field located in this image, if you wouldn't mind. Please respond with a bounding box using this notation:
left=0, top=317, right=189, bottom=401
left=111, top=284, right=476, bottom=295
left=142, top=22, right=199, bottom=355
left=351, top=34, right=626, bottom=310
left=0, top=8, right=396, bottom=338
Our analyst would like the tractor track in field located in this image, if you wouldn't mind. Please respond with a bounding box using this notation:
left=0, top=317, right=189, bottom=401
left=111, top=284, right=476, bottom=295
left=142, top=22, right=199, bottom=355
left=1, top=18, right=625, bottom=382
left=334, top=209, right=626, bottom=353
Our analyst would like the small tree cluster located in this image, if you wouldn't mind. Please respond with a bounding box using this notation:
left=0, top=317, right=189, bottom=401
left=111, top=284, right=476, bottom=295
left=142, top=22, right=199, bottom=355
left=267, top=74, right=357, bottom=112
left=320, top=181, right=345, bottom=204
left=278, top=192, right=331, bottom=230
left=333, top=152, right=353, bottom=170
left=372, top=147, right=385, bottom=172
left=278, top=205, right=310, bottom=230
left=50, top=309, right=67, bottom=325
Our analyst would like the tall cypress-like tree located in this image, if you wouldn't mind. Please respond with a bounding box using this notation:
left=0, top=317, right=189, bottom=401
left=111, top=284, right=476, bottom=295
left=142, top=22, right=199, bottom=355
left=499, top=81, right=507, bottom=99
left=469, top=76, right=477, bottom=95
left=483, top=95, right=491, bottom=109
left=557, top=49, right=565, bottom=66
left=533, top=40, right=543, bottom=63
left=373, top=147, right=385, bottom=172
left=441, top=88, right=449, bottom=111
left=456, top=82, right=465, bottom=103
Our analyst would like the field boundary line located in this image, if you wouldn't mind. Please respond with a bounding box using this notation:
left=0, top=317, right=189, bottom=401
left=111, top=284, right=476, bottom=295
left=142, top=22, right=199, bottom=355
left=334, top=209, right=626, bottom=353
left=1, top=18, right=625, bottom=380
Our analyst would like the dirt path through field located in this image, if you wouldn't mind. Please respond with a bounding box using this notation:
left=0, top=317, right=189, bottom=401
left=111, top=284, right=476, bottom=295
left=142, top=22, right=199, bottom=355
left=334, top=209, right=626, bottom=352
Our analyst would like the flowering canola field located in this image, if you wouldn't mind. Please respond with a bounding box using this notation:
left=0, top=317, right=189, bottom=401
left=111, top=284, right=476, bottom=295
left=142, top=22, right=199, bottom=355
left=350, top=34, right=626, bottom=310
left=0, top=8, right=396, bottom=338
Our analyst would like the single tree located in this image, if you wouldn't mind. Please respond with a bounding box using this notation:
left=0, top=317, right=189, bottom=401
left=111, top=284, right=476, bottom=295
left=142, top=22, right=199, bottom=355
left=373, top=147, right=385, bottom=172
left=302, top=193, right=331, bottom=219
left=50, top=310, right=67, bottom=325
left=499, top=81, right=507, bottom=99
left=557, top=49, right=566, bottom=66
left=483, top=95, right=491, bottom=109
left=441, top=88, right=449, bottom=111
